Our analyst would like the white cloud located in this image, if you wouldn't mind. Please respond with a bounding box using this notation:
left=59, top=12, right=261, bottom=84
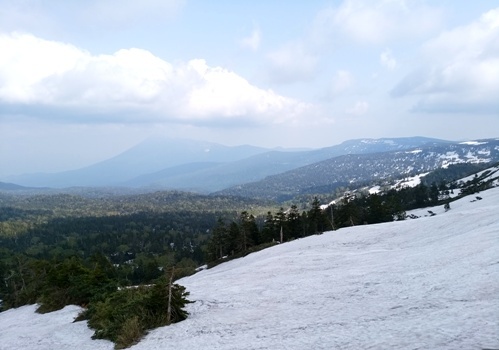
left=240, top=27, right=261, bottom=51
left=0, top=32, right=312, bottom=125
left=0, top=0, right=185, bottom=34
left=0, top=33, right=76, bottom=102
left=264, top=0, right=442, bottom=85
left=346, top=101, right=369, bottom=116
left=332, top=70, right=354, bottom=95
left=380, top=49, right=397, bottom=70
left=82, top=0, right=185, bottom=25
left=392, top=8, right=499, bottom=114
left=266, top=41, right=319, bottom=84
left=318, top=0, right=443, bottom=45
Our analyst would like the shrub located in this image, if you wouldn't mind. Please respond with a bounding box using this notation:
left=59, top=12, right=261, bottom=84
left=115, top=316, right=143, bottom=349
left=85, top=276, right=191, bottom=349
left=36, top=257, right=117, bottom=314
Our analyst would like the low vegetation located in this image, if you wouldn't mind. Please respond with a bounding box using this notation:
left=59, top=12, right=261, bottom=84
left=0, top=253, right=191, bottom=349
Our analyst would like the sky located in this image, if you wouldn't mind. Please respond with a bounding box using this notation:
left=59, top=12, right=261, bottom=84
left=0, top=0, right=498, bottom=177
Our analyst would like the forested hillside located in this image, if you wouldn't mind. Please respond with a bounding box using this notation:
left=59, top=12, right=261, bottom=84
left=218, top=139, right=499, bottom=201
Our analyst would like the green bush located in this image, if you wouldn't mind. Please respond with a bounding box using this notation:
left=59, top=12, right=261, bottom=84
left=36, top=257, right=117, bottom=314
left=116, top=316, right=143, bottom=349
left=85, top=276, right=191, bottom=349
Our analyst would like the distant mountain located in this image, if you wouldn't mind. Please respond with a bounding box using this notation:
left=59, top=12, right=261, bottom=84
left=6, top=138, right=270, bottom=188
left=0, top=181, right=30, bottom=191
left=5, top=136, right=453, bottom=191
left=217, top=139, right=499, bottom=201
left=124, top=136, right=448, bottom=192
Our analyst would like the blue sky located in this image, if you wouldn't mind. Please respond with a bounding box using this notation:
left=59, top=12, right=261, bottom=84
left=0, top=0, right=498, bottom=177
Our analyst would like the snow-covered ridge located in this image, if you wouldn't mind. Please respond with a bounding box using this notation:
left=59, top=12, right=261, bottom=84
left=223, top=138, right=499, bottom=200
left=457, top=164, right=499, bottom=185
left=2, top=186, right=499, bottom=349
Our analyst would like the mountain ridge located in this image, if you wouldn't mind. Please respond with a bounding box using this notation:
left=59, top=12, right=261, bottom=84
left=217, top=138, right=499, bottom=201
left=4, top=136, right=451, bottom=191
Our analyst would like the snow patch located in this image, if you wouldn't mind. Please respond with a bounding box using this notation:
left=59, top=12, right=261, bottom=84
left=393, top=173, right=429, bottom=189
left=459, top=141, right=488, bottom=145
left=406, top=149, right=422, bottom=154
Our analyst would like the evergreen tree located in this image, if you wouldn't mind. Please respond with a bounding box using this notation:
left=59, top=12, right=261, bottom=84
left=273, top=207, right=287, bottom=242
left=334, top=197, right=362, bottom=227
left=414, top=183, right=429, bottom=207
left=307, top=197, right=326, bottom=234
left=287, top=204, right=302, bottom=239
left=238, top=211, right=256, bottom=250
left=228, top=221, right=242, bottom=254
left=366, top=193, right=391, bottom=224
left=429, top=183, right=440, bottom=204
left=208, top=218, right=229, bottom=260
left=261, top=211, right=277, bottom=243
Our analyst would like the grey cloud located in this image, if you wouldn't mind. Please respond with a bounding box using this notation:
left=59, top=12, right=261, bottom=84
left=392, top=8, right=499, bottom=115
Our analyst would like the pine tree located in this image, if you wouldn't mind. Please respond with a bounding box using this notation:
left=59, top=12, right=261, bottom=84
left=287, top=204, right=302, bottom=239
left=209, top=218, right=229, bottom=260
left=261, top=211, right=277, bottom=243
left=274, top=208, right=287, bottom=242
left=307, top=197, right=324, bottom=234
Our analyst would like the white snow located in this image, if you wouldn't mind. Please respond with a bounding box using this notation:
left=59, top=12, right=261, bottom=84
left=393, top=173, right=429, bottom=189
left=440, top=151, right=461, bottom=168
left=459, top=141, right=488, bottom=146
left=406, top=149, right=422, bottom=154
left=458, top=165, right=499, bottom=185
left=0, top=305, right=112, bottom=350
left=465, top=151, right=490, bottom=164
left=369, top=185, right=381, bottom=194
left=1, top=187, right=499, bottom=350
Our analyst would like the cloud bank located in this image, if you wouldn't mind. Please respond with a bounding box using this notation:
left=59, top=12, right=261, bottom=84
left=0, top=33, right=311, bottom=125
left=264, top=0, right=443, bottom=85
left=329, top=0, right=443, bottom=44
left=392, top=8, right=499, bottom=114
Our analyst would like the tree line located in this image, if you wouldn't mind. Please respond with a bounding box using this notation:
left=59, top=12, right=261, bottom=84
left=206, top=181, right=457, bottom=263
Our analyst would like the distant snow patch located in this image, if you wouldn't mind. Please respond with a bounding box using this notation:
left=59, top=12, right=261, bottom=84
left=393, top=173, right=429, bottom=188
left=459, top=141, right=487, bottom=145
left=406, top=149, right=422, bottom=154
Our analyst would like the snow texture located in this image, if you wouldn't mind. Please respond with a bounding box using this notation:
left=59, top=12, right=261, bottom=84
left=1, top=187, right=499, bottom=350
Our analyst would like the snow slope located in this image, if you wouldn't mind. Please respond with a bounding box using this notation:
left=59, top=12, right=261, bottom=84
left=1, top=187, right=499, bottom=350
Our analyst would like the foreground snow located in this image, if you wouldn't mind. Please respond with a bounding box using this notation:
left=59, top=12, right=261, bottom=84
left=0, top=305, right=111, bottom=350
left=2, top=188, right=499, bottom=350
